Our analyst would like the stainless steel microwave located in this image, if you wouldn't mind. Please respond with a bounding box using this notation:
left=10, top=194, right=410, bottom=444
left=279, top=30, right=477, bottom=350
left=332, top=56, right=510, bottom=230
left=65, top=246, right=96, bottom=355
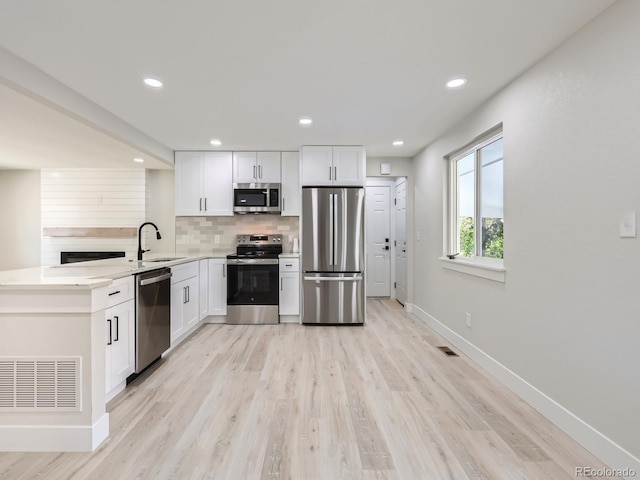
left=233, top=183, right=281, bottom=214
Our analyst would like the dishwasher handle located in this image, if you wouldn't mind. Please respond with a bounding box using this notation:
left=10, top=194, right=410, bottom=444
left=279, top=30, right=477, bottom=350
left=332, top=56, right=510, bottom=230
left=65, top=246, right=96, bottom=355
left=139, top=272, right=172, bottom=286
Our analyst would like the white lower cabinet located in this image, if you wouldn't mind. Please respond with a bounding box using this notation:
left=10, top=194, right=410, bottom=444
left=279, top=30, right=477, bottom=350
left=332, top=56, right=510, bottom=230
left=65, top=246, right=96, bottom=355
left=208, top=259, right=227, bottom=318
left=170, top=261, right=200, bottom=345
left=105, top=276, right=135, bottom=402
left=279, top=258, right=300, bottom=320
left=199, top=259, right=208, bottom=320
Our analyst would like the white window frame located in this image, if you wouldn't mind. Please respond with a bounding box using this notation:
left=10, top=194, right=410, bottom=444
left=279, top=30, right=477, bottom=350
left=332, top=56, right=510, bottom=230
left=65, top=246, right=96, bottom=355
left=441, top=127, right=505, bottom=282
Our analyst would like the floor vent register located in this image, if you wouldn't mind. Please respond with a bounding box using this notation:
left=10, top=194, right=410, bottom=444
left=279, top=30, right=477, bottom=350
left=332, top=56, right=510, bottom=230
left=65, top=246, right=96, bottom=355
left=436, top=346, right=459, bottom=357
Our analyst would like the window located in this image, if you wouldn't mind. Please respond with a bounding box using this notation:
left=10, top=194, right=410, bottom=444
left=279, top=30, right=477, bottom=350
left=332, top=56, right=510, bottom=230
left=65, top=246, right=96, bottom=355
left=450, top=130, right=504, bottom=262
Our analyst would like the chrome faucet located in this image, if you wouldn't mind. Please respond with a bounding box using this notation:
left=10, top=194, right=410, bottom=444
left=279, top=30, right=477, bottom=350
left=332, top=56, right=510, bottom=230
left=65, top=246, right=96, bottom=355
left=138, top=222, right=162, bottom=260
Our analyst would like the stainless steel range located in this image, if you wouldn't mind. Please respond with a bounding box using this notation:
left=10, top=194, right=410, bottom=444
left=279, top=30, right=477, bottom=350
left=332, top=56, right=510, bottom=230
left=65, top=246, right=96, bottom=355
left=226, top=234, right=282, bottom=325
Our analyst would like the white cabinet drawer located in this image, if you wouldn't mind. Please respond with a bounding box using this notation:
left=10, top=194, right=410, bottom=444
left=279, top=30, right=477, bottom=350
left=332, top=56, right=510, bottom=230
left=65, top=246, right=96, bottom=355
left=106, top=276, right=134, bottom=308
left=279, top=258, right=299, bottom=272
left=171, top=261, right=199, bottom=284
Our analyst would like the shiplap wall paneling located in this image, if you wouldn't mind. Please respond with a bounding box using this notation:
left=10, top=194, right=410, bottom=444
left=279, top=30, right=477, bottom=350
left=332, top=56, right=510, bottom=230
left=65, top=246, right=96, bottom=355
left=41, top=169, right=146, bottom=266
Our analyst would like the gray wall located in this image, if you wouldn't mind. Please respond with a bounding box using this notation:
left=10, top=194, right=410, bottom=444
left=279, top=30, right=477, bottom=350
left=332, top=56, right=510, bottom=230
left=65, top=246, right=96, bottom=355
left=411, top=0, right=639, bottom=463
left=0, top=170, right=41, bottom=270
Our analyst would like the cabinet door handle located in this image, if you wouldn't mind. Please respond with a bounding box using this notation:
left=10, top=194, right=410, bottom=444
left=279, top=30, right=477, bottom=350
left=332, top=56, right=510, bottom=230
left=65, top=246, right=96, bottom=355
left=258, top=165, right=262, bottom=178
left=282, top=197, right=285, bottom=212
left=204, top=198, right=207, bottom=211
left=114, top=315, right=119, bottom=342
left=253, top=165, right=256, bottom=179
left=329, top=166, right=332, bottom=180
left=223, top=264, right=226, bottom=277
left=107, top=319, right=112, bottom=346
left=108, top=290, right=120, bottom=296
left=334, top=166, right=337, bottom=180
left=186, top=286, right=190, bottom=303
left=280, top=278, right=283, bottom=291
left=199, top=198, right=202, bottom=211
left=183, top=286, right=187, bottom=304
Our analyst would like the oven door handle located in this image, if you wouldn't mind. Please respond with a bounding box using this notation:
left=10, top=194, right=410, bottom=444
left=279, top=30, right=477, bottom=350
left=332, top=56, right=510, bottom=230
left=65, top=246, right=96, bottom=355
left=227, top=259, right=279, bottom=265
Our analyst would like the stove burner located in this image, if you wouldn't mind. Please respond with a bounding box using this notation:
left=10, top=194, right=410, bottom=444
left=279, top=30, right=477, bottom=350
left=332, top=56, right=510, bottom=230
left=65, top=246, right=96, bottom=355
left=228, top=233, right=283, bottom=260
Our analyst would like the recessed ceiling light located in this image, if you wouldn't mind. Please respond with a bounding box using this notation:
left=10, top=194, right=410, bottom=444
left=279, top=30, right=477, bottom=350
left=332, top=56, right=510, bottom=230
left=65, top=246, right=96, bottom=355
left=143, top=76, right=163, bottom=88
left=446, top=77, right=467, bottom=89
left=209, top=139, right=222, bottom=146
left=133, top=157, right=145, bottom=163
left=392, top=140, right=404, bottom=146
left=299, top=117, right=313, bottom=126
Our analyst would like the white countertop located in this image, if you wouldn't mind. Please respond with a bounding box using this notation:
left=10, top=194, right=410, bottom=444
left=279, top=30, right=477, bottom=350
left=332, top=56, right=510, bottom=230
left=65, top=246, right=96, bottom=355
left=279, top=253, right=300, bottom=258
left=0, top=254, right=228, bottom=290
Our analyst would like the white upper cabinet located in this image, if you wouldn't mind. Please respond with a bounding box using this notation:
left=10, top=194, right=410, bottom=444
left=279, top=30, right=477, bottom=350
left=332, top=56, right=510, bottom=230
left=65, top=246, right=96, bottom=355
left=257, top=152, right=281, bottom=183
left=281, top=151, right=300, bottom=216
left=175, top=152, right=203, bottom=216
left=333, top=146, right=366, bottom=186
left=300, top=146, right=333, bottom=186
left=232, top=152, right=257, bottom=183
left=300, top=146, right=365, bottom=187
left=202, top=152, right=233, bottom=216
left=175, top=151, right=233, bottom=216
left=233, top=152, right=281, bottom=183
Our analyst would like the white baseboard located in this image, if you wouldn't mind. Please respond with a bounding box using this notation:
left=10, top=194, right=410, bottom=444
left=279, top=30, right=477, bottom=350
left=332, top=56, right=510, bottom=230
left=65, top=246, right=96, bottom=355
left=0, top=413, right=109, bottom=452
left=411, top=304, right=640, bottom=477
left=203, top=315, right=226, bottom=324
left=279, top=315, right=300, bottom=324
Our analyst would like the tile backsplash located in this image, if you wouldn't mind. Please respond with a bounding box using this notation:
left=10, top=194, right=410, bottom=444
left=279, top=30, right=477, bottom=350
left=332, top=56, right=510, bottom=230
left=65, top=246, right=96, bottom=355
left=176, top=215, right=300, bottom=255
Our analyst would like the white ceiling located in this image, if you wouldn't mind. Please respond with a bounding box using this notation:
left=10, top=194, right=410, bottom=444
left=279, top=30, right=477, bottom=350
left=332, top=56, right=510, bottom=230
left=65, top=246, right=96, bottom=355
left=0, top=0, right=615, bottom=168
left=0, top=80, right=171, bottom=169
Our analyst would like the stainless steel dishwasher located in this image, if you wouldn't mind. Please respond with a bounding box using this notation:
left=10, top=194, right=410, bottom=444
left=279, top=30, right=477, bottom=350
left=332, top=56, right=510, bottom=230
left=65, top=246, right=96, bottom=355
left=135, top=268, right=172, bottom=374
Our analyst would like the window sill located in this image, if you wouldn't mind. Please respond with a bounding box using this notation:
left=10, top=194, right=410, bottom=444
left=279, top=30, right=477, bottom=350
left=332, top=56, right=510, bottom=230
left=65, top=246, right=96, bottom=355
left=439, top=257, right=506, bottom=283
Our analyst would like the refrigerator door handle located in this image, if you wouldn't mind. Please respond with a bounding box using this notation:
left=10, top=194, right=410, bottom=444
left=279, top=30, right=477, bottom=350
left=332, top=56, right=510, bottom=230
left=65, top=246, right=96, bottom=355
left=329, top=193, right=334, bottom=266
left=304, top=276, right=362, bottom=282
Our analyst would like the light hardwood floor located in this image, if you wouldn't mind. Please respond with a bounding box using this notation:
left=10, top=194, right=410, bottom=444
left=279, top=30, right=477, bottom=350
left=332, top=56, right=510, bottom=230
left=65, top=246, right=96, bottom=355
left=0, top=300, right=618, bottom=479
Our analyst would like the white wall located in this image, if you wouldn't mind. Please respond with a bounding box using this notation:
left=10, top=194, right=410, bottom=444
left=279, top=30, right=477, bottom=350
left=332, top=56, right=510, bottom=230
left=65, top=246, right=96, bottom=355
left=412, top=0, right=640, bottom=469
left=147, top=169, right=176, bottom=255
left=366, top=157, right=412, bottom=178
left=0, top=170, right=41, bottom=270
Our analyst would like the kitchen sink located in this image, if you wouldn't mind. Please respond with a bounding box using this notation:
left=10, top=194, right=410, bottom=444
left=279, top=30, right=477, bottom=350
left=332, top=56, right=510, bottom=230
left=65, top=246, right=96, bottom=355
left=145, top=257, right=186, bottom=263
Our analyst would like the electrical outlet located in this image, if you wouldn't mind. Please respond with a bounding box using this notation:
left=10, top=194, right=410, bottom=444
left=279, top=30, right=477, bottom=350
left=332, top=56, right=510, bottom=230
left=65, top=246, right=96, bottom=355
left=465, top=312, right=472, bottom=328
left=214, top=235, right=221, bottom=244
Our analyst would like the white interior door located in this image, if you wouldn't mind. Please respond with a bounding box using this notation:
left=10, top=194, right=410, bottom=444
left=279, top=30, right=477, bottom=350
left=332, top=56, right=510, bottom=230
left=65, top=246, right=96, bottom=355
left=366, top=185, right=391, bottom=297
left=395, top=179, right=407, bottom=304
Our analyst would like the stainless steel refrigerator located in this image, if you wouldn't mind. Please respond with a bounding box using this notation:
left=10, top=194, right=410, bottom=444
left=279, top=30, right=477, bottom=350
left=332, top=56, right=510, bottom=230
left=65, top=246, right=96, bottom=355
left=301, top=187, right=365, bottom=324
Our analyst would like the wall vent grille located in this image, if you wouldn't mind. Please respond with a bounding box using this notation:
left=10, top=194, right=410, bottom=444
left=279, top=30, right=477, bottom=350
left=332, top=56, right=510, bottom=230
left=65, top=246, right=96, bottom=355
left=0, top=357, right=81, bottom=412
